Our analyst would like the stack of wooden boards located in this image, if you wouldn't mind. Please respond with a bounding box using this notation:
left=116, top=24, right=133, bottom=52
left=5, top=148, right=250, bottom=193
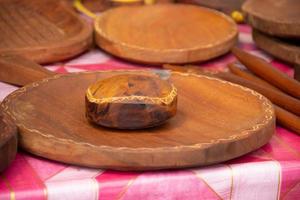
left=242, top=0, right=300, bottom=80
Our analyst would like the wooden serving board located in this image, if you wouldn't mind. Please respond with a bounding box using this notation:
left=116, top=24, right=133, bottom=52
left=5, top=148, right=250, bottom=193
left=253, top=30, right=300, bottom=65
left=0, top=0, right=93, bottom=64
left=0, top=112, right=17, bottom=172
left=94, top=4, right=238, bottom=64
left=1, top=70, right=275, bottom=170
left=242, top=0, right=300, bottom=38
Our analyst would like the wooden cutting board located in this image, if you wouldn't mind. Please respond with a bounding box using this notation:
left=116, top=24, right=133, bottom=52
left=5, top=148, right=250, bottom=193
left=94, top=4, right=238, bottom=64
left=1, top=70, right=275, bottom=170
left=0, top=112, right=17, bottom=172
left=253, top=30, right=300, bottom=65
left=242, top=0, right=300, bottom=38
left=0, top=0, right=93, bottom=64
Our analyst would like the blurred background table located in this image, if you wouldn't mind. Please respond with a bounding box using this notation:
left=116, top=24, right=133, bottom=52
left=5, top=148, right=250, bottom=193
left=0, top=21, right=299, bottom=200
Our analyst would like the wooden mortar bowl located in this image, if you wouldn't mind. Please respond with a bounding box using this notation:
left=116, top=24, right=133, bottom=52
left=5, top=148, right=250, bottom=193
left=85, top=74, right=177, bottom=129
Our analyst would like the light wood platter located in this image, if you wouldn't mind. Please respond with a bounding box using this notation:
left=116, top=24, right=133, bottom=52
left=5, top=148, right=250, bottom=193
left=0, top=112, right=17, bottom=172
left=243, top=0, right=300, bottom=38
left=1, top=70, right=275, bottom=170
left=253, top=30, right=300, bottom=65
left=94, top=4, right=238, bottom=64
left=0, top=0, right=93, bottom=64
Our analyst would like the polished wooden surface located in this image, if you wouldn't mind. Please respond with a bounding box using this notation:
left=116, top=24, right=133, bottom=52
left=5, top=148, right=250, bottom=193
left=227, top=63, right=300, bottom=134
left=86, top=74, right=177, bottom=129
left=70, top=0, right=174, bottom=13
left=0, top=54, right=56, bottom=86
left=0, top=111, right=17, bottom=172
left=0, top=0, right=93, bottom=64
left=253, top=30, right=300, bottom=65
left=295, top=65, right=300, bottom=81
left=178, top=0, right=245, bottom=14
left=228, top=62, right=280, bottom=91
left=243, top=0, right=300, bottom=38
left=94, top=4, right=238, bottom=64
left=164, top=64, right=300, bottom=135
left=232, top=47, right=300, bottom=99
left=1, top=70, right=275, bottom=170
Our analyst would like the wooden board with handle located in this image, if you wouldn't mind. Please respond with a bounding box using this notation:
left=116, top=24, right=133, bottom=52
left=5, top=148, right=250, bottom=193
left=0, top=0, right=93, bottom=64
left=242, top=0, right=300, bottom=38
left=94, top=4, right=238, bottom=64
left=1, top=68, right=275, bottom=170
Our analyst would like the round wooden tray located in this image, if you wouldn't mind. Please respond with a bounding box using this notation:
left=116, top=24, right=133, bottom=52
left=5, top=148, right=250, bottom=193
left=0, top=112, right=17, bottom=172
left=253, top=30, right=300, bottom=65
left=1, top=70, right=275, bottom=170
left=94, top=4, right=238, bottom=64
left=0, top=0, right=93, bottom=64
left=242, top=0, right=300, bottom=38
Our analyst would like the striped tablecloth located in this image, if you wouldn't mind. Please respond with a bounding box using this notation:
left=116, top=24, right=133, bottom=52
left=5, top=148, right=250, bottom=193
left=0, top=24, right=299, bottom=200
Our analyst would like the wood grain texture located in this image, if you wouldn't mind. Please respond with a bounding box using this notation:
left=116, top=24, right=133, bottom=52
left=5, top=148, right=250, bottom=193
left=165, top=64, right=300, bottom=116
left=274, top=105, right=300, bottom=134
left=295, top=64, right=300, bottom=81
left=0, top=54, right=56, bottom=86
left=164, top=64, right=300, bottom=135
left=0, top=111, right=17, bottom=172
left=69, top=0, right=174, bottom=13
left=86, top=74, right=177, bottom=129
left=178, top=0, right=245, bottom=14
left=252, top=30, right=300, bottom=65
left=1, top=70, right=275, bottom=170
left=228, top=62, right=280, bottom=91
left=80, top=0, right=110, bottom=12
left=109, top=0, right=174, bottom=7
left=0, top=0, right=93, bottom=64
left=227, top=63, right=300, bottom=135
left=242, top=0, right=300, bottom=38
left=232, top=47, right=300, bottom=99
left=94, top=4, right=238, bottom=64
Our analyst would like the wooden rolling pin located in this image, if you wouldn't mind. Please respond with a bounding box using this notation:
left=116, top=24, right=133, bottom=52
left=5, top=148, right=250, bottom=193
left=227, top=63, right=300, bottom=116
left=163, top=64, right=300, bottom=135
left=232, top=47, right=300, bottom=99
left=274, top=105, right=300, bottom=134
left=227, top=63, right=300, bottom=134
left=165, top=64, right=300, bottom=116
left=228, top=62, right=280, bottom=91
